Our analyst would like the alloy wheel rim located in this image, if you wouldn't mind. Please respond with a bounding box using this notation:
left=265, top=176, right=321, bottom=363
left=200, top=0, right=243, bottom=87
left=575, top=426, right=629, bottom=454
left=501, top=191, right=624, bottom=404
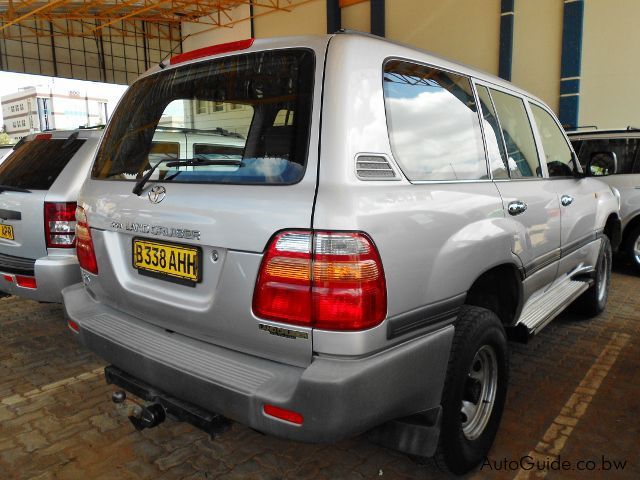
left=634, top=237, right=640, bottom=266
left=461, top=345, right=498, bottom=441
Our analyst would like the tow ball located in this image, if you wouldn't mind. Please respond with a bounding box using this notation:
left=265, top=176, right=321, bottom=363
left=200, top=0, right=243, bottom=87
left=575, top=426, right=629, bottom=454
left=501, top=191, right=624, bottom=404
left=112, top=390, right=166, bottom=431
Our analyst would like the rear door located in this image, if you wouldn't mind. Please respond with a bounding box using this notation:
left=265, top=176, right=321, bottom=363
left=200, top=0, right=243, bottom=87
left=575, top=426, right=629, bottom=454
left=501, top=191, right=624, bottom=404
left=528, top=101, right=598, bottom=277
left=0, top=134, right=86, bottom=263
left=476, top=84, right=561, bottom=288
left=82, top=44, right=323, bottom=367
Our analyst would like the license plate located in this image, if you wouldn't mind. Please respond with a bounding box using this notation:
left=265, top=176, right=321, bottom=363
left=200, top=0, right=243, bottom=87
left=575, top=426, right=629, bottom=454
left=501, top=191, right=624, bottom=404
left=0, top=224, right=14, bottom=240
left=132, top=238, right=201, bottom=285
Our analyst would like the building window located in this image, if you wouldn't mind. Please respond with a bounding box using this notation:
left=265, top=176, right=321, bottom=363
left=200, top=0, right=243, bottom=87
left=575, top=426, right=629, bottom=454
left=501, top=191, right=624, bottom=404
left=213, top=101, right=224, bottom=112
left=20, top=104, right=24, bottom=111
left=196, top=100, right=208, bottom=114
left=10, top=106, right=14, bottom=112
left=22, top=120, right=26, bottom=127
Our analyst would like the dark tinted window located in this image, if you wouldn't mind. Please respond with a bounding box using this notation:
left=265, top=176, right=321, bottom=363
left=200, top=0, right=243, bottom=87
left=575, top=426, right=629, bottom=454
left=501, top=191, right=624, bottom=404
left=572, top=137, right=638, bottom=174
left=193, top=143, right=244, bottom=159
left=383, top=61, right=487, bottom=181
left=92, top=49, right=314, bottom=185
left=0, top=137, right=85, bottom=190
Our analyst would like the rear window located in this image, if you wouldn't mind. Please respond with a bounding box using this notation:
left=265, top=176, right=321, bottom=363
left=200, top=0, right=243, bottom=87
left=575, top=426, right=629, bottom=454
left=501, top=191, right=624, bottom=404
left=92, top=49, right=315, bottom=185
left=0, top=137, right=86, bottom=190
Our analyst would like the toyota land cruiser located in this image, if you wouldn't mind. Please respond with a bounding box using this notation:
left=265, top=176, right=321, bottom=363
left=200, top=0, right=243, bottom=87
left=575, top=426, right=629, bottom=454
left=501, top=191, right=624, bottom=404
left=63, top=33, right=621, bottom=474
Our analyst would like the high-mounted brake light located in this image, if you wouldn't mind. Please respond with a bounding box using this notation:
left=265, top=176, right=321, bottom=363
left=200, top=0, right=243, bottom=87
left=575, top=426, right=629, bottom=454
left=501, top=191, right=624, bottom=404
left=45, top=202, right=77, bottom=248
left=252, top=231, right=387, bottom=331
left=35, top=133, right=52, bottom=140
left=169, top=38, right=255, bottom=65
left=75, top=206, right=98, bottom=274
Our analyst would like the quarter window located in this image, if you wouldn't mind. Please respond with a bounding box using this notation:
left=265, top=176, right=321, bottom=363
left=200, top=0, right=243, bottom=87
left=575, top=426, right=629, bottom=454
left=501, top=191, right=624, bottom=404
left=383, top=61, right=487, bottom=181
left=530, top=103, right=575, bottom=177
left=490, top=90, right=542, bottom=178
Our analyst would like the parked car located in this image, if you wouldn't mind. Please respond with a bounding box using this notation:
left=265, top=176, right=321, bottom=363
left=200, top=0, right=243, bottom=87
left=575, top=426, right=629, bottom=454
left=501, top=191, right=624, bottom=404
left=568, top=128, right=640, bottom=272
left=0, top=130, right=101, bottom=302
left=0, top=144, right=15, bottom=163
left=62, top=33, right=620, bottom=474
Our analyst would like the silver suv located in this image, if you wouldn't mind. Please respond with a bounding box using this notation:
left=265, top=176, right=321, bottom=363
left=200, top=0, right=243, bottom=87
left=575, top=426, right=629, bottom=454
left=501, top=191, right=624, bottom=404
left=62, top=33, right=620, bottom=474
left=568, top=128, right=640, bottom=272
left=0, top=130, right=101, bottom=302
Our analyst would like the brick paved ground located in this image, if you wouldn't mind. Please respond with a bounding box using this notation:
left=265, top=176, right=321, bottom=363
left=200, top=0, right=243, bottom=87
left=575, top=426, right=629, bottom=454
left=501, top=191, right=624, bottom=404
left=0, top=264, right=638, bottom=479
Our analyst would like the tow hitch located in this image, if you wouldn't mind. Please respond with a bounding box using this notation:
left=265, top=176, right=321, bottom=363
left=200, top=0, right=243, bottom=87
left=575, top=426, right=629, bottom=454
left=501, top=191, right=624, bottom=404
left=105, top=366, right=231, bottom=438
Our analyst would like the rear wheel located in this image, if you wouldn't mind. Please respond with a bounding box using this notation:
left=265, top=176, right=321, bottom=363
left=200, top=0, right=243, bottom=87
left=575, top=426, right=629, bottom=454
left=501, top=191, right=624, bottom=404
left=434, top=306, right=508, bottom=475
left=626, top=225, right=640, bottom=273
left=575, top=236, right=612, bottom=317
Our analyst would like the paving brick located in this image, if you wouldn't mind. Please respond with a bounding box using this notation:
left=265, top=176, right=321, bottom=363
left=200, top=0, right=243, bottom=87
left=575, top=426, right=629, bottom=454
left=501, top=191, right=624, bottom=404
left=0, top=270, right=639, bottom=479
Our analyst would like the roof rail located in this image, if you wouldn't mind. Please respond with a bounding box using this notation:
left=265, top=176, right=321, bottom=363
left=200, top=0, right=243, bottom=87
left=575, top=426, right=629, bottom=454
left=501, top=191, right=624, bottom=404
left=572, top=125, right=598, bottom=131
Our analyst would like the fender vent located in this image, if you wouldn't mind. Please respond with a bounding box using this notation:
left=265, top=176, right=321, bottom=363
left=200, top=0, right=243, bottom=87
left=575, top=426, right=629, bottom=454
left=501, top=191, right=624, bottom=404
left=356, top=155, right=400, bottom=181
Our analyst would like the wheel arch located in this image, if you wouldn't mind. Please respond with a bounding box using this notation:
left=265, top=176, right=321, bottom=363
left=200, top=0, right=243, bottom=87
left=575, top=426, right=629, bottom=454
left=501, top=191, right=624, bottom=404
left=464, top=263, right=523, bottom=329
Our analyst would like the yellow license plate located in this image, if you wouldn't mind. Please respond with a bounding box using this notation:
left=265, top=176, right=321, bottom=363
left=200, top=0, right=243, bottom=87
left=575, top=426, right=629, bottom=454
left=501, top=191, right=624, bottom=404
left=132, top=238, right=201, bottom=285
left=0, top=224, right=14, bottom=240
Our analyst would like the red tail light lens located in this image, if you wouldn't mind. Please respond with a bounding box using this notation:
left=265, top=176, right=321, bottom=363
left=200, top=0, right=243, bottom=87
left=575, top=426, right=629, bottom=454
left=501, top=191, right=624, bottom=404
left=67, top=319, right=80, bottom=334
left=16, top=275, right=37, bottom=289
left=75, top=206, right=98, bottom=274
left=45, top=202, right=77, bottom=248
left=263, top=404, right=303, bottom=425
left=252, top=231, right=387, bottom=331
left=170, top=38, right=255, bottom=65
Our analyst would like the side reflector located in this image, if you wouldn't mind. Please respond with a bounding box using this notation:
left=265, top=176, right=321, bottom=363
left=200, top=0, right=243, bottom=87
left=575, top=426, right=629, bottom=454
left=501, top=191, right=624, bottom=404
left=67, top=319, right=80, bottom=334
left=16, top=275, right=37, bottom=289
left=170, top=38, right=255, bottom=65
left=263, top=404, right=303, bottom=425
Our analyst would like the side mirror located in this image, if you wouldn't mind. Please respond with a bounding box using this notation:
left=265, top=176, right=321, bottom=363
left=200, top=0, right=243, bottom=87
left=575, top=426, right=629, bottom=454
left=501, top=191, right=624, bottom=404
left=586, top=151, right=617, bottom=177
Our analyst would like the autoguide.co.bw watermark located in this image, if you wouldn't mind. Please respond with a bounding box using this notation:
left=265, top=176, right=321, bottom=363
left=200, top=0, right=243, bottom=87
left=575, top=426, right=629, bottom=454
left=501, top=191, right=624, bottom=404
left=481, top=455, right=628, bottom=472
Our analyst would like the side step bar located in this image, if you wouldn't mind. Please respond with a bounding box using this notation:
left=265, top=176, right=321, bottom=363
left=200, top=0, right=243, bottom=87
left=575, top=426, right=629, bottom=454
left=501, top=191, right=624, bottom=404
left=514, top=279, right=591, bottom=338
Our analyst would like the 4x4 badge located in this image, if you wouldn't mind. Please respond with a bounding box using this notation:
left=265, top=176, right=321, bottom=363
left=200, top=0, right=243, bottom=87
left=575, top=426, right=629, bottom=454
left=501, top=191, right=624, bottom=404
left=148, top=185, right=166, bottom=204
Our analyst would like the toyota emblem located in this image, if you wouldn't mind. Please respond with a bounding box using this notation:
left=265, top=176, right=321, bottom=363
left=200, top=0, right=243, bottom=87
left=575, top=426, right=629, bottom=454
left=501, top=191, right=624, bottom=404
left=148, top=185, right=166, bottom=204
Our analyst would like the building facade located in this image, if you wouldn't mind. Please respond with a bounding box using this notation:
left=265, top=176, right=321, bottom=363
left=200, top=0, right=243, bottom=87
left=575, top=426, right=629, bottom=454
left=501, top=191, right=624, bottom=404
left=181, top=0, right=639, bottom=131
left=1, top=86, right=108, bottom=142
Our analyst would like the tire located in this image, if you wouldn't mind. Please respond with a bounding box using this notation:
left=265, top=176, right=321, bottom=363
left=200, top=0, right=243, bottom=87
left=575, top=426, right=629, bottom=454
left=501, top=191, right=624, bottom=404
left=575, top=236, right=612, bottom=317
left=626, top=225, right=640, bottom=273
left=434, top=306, right=509, bottom=475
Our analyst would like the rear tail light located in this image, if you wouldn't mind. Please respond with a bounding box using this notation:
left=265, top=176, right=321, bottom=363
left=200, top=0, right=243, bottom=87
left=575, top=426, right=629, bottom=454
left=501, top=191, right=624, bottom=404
left=16, top=275, right=36, bottom=289
left=44, top=202, right=77, bottom=248
left=253, top=231, right=387, bottom=331
left=75, top=206, right=98, bottom=274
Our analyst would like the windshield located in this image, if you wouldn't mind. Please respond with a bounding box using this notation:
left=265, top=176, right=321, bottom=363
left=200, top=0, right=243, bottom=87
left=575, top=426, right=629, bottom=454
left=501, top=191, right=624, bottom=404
left=0, top=136, right=86, bottom=190
left=92, top=49, right=315, bottom=185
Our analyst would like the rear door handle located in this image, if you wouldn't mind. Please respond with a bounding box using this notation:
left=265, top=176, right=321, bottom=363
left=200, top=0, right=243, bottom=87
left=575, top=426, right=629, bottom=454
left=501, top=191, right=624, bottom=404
left=561, top=195, right=574, bottom=207
left=508, top=200, right=527, bottom=216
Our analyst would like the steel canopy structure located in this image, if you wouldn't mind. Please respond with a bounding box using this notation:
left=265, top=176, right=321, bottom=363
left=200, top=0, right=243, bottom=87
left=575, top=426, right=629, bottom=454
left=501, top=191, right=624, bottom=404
left=0, top=0, right=312, bottom=83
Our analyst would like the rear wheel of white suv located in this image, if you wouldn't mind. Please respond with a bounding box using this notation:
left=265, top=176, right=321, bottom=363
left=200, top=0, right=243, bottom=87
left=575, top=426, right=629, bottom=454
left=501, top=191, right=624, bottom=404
left=434, top=306, right=508, bottom=475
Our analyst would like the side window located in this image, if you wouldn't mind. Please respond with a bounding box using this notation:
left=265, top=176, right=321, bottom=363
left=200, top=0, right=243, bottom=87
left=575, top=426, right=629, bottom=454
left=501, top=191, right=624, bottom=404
left=476, top=85, right=509, bottom=179
left=490, top=89, right=542, bottom=178
left=574, top=138, right=638, bottom=175
left=383, top=60, right=488, bottom=181
left=530, top=104, right=575, bottom=177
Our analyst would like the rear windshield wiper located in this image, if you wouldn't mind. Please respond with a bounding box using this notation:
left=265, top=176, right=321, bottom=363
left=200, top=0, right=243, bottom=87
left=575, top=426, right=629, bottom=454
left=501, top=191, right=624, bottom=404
left=0, top=185, right=31, bottom=194
left=132, top=158, right=243, bottom=196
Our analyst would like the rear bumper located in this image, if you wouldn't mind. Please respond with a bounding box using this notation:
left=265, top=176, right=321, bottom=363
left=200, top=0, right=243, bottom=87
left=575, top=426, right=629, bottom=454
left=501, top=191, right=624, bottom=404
left=0, top=254, right=80, bottom=303
left=62, top=283, right=454, bottom=444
